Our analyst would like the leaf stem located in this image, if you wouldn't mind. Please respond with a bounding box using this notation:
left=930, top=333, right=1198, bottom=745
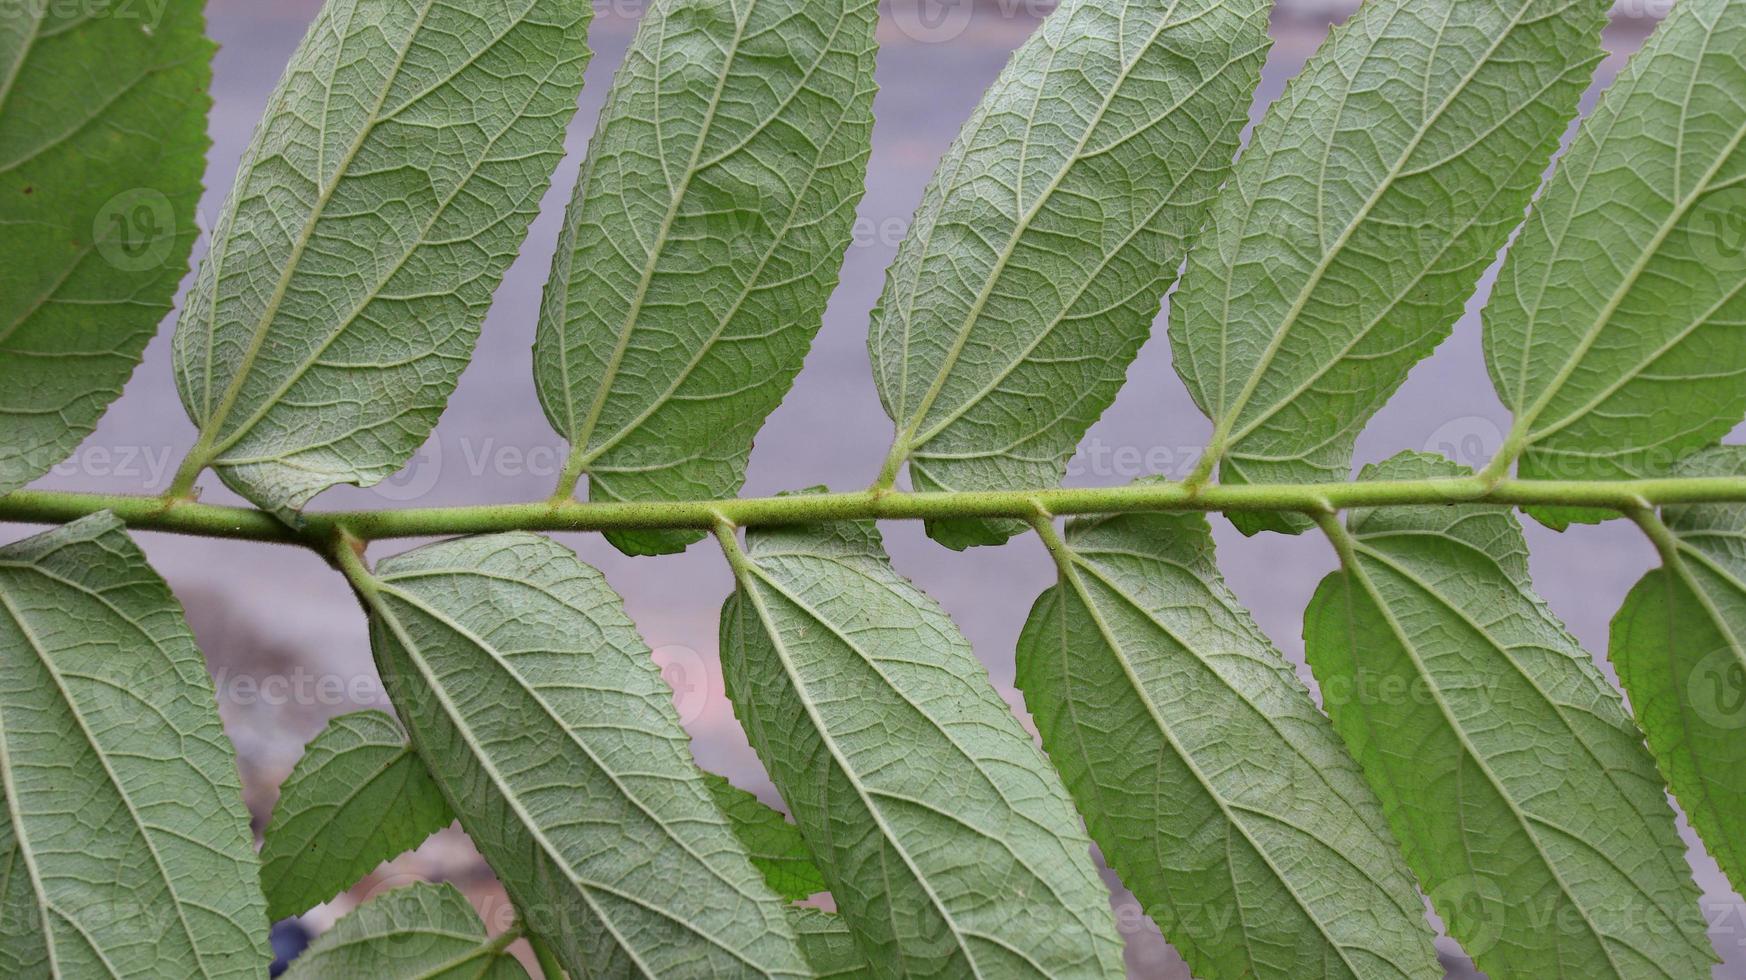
left=1027, top=513, right=1073, bottom=566
left=710, top=520, right=752, bottom=574
left=165, top=446, right=210, bottom=501
left=327, top=528, right=377, bottom=594
left=482, top=922, right=526, bottom=959
left=872, top=433, right=909, bottom=491
left=1477, top=424, right=1528, bottom=486
left=1311, top=509, right=1355, bottom=562
left=551, top=451, right=586, bottom=505
left=1625, top=505, right=1682, bottom=566
left=9, top=476, right=1746, bottom=548
left=528, top=933, right=567, bottom=979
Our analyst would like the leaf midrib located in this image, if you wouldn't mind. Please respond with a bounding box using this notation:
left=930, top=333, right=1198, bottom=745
left=727, top=552, right=989, bottom=978
left=1525, top=240, right=1746, bottom=447
left=0, top=578, right=214, bottom=978
left=1051, top=548, right=1381, bottom=978
left=0, top=0, right=48, bottom=121
left=1646, top=540, right=1745, bottom=879
left=1216, top=63, right=1581, bottom=452
left=407, top=933, right=512, bottom=980
left=365, top=589, right=662, bottom=980
left=377, top=583, right=727, bottom=878
left=752, top=547, right=1114, bottom=907
left=305, top=921, right=507, bottom=980
left=576, top=4, right=863, bottom=467
left=907, top=43, right=1260, bottom=451
left=1355, top=537, right=1696, bottom=923
left=0, top=242, right=97, bottom=348
left=1201, top=0, right=1545, bottom=468
left=204, top=5, right=557, bottom=468
left=1509, top=64, right=1746, bottom=449
left=374, top=578, right=782, bottom=972
left=560, top=0, right=754, bottom=473
left=188, top=0, right=442, bottom=452
left=1330, top=532, right=1652, bottom=978
left=891, top=0, right=1190, bottom=455
left=0, top=59, right=175, bottom=175
left=0, top=626, right=59, bottom=976
left=1070, top=549, right=1423, bottom=916
left=264, top=739, right=422, bottom=906
left=302, top=916, right=508, bottom=980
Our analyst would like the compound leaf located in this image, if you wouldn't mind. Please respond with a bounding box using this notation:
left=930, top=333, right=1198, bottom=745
left=0, top=0, right=211, bottom=494
left=171, top=0, right=590, bottom=516
left=1304, top=453, right=1715, bottom=977
left=282, top=882, right=526, bottom=980
left=0, top=514, right=269, bottom=977
left=718, top=515, right=1124, bottom=978
left=1172, top=0, right=1607, bottom=534
left=1484, top=0, right=1746, bottom=528
left=357, top=533, right=808, bottom=978
left=703, top=773, right=827, bottom=903
left=1612, top=445, right=1746, bottom=896
left=536, top=0, right=878, bottom=557
left=1018, top=507, right=1438, bottom=979
left=869, top=0, right=1270, bottom=549
left=260, top=710, right=454, bottom=922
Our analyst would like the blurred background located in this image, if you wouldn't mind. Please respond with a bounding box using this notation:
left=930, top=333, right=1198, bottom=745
left=7, top=0, right=1740, bottom=975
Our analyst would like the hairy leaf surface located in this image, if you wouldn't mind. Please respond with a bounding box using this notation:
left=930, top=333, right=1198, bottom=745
left=360, top=533, right=808, bottom=978
left=536, top=0, right=878, bottom=556
left=704, top=773, right=827, bottom=903
left=171, top=0, right=589, bottom=515
left=719, top=516, right=1124, bottom=978
left=1172, top=0, right=1606, bottom=534
left=260, top=710, right=453, bottom=922
left=869, top=0, right=1270, bottom=549
left=1485, top=0, right=1746, bottom=528
left=788, top=908, right=872, bottom=980
left=1017, top=508, right=1437, bottom=979
left=0, top=514, right=268, bottom=977
left=1612, top=445, right=1746, bottom=895
left=1304, top=453, right=1714, bottom=977
left=282, top=882, right=526, bottom=980
left=0, top=0, right=211, bottom=494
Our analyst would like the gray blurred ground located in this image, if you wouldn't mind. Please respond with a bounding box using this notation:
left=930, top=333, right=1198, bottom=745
left=10, top=0, right=1743, bottom=976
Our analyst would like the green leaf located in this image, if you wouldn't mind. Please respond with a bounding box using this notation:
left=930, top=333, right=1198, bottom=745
left=0, top=513, right=269, bottom=977
left=787, top=908, right=872, bottom=980
left=1304, top=453, right=1715, bottom=977
left=869, top=0, right=1270, bottom=549
left=718, top=515, right=1124, bottom=978
left=282, top=882, right=527, bottom=980
left=1172, top=0, right=1607, bottom=535
left=1612, top=445, right=1746, bottom=896
left=534, top=0, right=878, bottom=557
left=1484, top=0, right=1746, bottom=529
left=357, top=533, right=809, bottom=978
left=260, top=710, right=454, bottom=922
left=170, top=0, right=590, bottom=516
left=702, top=773, right=827, bottom=903
left=0, top=0, right=211, bottom=495
left=1018, top=507, right=1438, bottom=979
